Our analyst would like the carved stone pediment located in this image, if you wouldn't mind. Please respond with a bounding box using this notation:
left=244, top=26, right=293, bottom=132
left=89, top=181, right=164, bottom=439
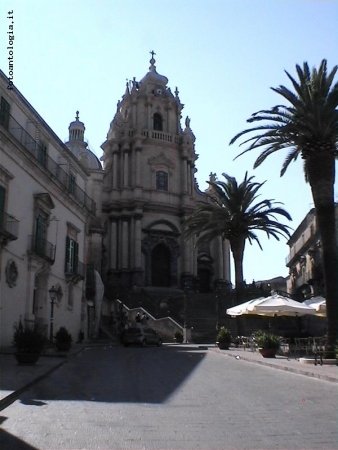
left=148, top=153, right=175, bottom=170
left=34, top=193, right=55, bottom=210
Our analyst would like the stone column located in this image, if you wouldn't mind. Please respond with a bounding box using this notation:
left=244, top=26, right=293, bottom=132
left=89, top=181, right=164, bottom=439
left=134, top=216, right=142, bottom=268
left=112, top=151, right=119, bottom=189
left=147, top=101, right=152, bottom=129
left=123, top=149, right=130, bottom=187
left=135, top=147, right=142, bottom=186
left=182, top=157, right=188, bottom=193
left=187, top=162, right=191, bottom=194
left=110, top=220, right=117, bottom=270
left=121, top=219, right=129, bottom=269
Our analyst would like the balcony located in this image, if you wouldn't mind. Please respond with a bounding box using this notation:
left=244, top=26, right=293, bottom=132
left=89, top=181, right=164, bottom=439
left=65, top=260, right=85, bottom=283
left=0, top=211, right=19, bottom=245
left=1, top=114, right=96, bottom=214
left=141, top=129, right=180, bottom=144
left=286, top=226, right=318, bottom=266
left=29, top=235, right=55, bottom=263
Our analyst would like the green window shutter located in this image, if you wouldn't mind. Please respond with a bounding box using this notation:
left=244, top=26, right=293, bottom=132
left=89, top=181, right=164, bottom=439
left=0, top=97, right=10, bottom=129
left=35, top=214, right=46, bottom=255
left=74, top=242, right=79, bottom=273
left=65, top=236, right=71, bottom=272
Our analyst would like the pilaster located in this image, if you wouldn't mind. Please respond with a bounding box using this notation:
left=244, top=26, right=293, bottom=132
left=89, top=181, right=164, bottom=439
left=110, top=219, right=117, bottom=270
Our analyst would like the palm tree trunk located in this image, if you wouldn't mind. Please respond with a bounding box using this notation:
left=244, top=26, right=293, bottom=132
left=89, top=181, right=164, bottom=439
left=307, top=152, right=337, bottom=357
left=230, top=237, right=246, bottom=336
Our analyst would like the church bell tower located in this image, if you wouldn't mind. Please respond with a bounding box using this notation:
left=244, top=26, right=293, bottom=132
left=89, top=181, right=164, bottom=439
left=101, top=53, right=230, bottom=292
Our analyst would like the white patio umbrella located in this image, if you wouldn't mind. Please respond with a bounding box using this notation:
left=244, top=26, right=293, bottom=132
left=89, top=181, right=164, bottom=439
left=252, top=294, right=317, bottom=317
left=302, top=296, right=326, bottom=317
left=226, top=297, right=269, bottom=317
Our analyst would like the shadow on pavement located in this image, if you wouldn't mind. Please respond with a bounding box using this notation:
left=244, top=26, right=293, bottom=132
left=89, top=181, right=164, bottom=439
left=16, top=345, right=207, bottom=405
left=0, top=429, right=39, bottom=450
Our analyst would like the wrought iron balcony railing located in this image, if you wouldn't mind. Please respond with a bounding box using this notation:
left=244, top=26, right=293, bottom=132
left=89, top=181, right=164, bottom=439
left=29, top=235, right=55, bottom=263
left=65, top=260, right=85, bottom=280
left=0, top=211, right=19, bottom=244
left=1, top=113, right=96, bottom=214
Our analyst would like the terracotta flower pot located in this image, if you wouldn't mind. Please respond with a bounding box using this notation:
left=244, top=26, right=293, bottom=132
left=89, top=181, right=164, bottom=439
left=258, top=348, right=278, bottom=358
left=15, top=353, right=40, bottom=365
left=216, top=342, right=230, bottom=350
left=55, top=342, right=71, bottom=352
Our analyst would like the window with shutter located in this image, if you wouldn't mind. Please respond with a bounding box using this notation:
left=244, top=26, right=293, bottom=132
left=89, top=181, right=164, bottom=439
left=65, top=236, right=78, bottom=274
left=35, top=213, right=46, bottom=255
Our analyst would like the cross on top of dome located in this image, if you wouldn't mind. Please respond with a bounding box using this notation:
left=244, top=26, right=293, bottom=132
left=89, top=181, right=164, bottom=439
left=150, top=50, right=156, bottom=66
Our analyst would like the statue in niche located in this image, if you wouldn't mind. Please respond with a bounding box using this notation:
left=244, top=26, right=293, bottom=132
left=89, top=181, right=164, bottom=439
left=185, top=116, right=191, bottom=128
left=5, top=259, right=18, bottom=288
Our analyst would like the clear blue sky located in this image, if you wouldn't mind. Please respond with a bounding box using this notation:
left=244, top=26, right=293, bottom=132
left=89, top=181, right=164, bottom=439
left=1, top=0, right=337, bottom=285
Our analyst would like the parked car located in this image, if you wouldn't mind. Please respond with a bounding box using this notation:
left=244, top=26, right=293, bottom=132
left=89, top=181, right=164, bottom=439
left=123, top=327, right=163, bottom=347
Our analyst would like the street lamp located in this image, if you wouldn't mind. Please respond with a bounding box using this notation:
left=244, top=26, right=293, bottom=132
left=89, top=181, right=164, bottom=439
left=48, top=285, right=58, bottom=343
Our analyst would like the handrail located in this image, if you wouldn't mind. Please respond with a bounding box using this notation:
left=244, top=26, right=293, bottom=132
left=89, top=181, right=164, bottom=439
left=65, top=260, right=85, bottom=278
left=28, top=235, right=55, bottom=262
left=0, top=211, right=19, bottom=239
left=1, top=114, right=96, bottom=214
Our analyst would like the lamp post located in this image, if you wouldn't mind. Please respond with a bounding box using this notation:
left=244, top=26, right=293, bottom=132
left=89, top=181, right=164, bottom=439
left=48, top=285, right=58, bottom=343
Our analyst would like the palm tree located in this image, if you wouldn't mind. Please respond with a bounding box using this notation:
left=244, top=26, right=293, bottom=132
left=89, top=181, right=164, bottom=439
left=229, top=60, right=338, bottom=356
left=182, top=172, right=292, bottom=334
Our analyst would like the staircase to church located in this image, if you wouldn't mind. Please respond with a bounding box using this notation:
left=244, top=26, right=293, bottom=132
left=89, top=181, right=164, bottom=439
left=104, top=286, right=274, bottom=343
left=106, top=287, right=236, bottom=343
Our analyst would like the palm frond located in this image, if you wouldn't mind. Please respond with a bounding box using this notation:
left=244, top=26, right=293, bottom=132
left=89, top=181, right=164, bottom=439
left=230, top=59, right=338, bottom=179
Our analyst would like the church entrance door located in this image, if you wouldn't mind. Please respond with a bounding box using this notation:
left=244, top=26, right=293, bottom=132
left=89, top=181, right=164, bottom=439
left=198, top=268, right=211, bottom=293
left=151, top=244, right=171, bottom=287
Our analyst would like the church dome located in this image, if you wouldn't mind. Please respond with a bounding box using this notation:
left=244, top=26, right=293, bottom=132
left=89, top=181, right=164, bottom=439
left=66, top=111, right=102, bottom=170
left=67, top=144, right=102, bottom=170
left=139, top=52, right=168, bottom=87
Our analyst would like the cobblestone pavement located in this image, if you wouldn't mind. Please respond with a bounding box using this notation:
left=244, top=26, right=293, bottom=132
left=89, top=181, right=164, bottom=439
left=0, top=344, right=337, bottom=450
left=1, top=342, right=337, bottom=412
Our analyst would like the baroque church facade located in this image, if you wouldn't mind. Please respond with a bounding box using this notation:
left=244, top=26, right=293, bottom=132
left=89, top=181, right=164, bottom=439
left=96, top=55, right=231, bottom=293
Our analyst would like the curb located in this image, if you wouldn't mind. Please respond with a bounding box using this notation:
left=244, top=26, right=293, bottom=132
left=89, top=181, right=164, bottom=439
left=0, top=344, right=100, bottom=412
left=0, top=359, right=67, bottom=412
left=212, top=348, right=338, bottom=384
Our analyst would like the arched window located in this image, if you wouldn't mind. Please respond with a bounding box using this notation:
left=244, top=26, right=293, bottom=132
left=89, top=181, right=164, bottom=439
left=156, top=171, right=168, bottom=191
left=153, top=113, right=163, bottom=131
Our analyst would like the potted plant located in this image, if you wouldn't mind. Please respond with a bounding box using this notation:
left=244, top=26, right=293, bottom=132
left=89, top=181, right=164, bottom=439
left=255, top=332, right=281, bottom=358
left=13, top=320, right=47, bottom=364
left=216, top=327, right=232, bottom=350
left=174, top=330, right=184, bottom=343
left=54, top=326, right=72, bottom=351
